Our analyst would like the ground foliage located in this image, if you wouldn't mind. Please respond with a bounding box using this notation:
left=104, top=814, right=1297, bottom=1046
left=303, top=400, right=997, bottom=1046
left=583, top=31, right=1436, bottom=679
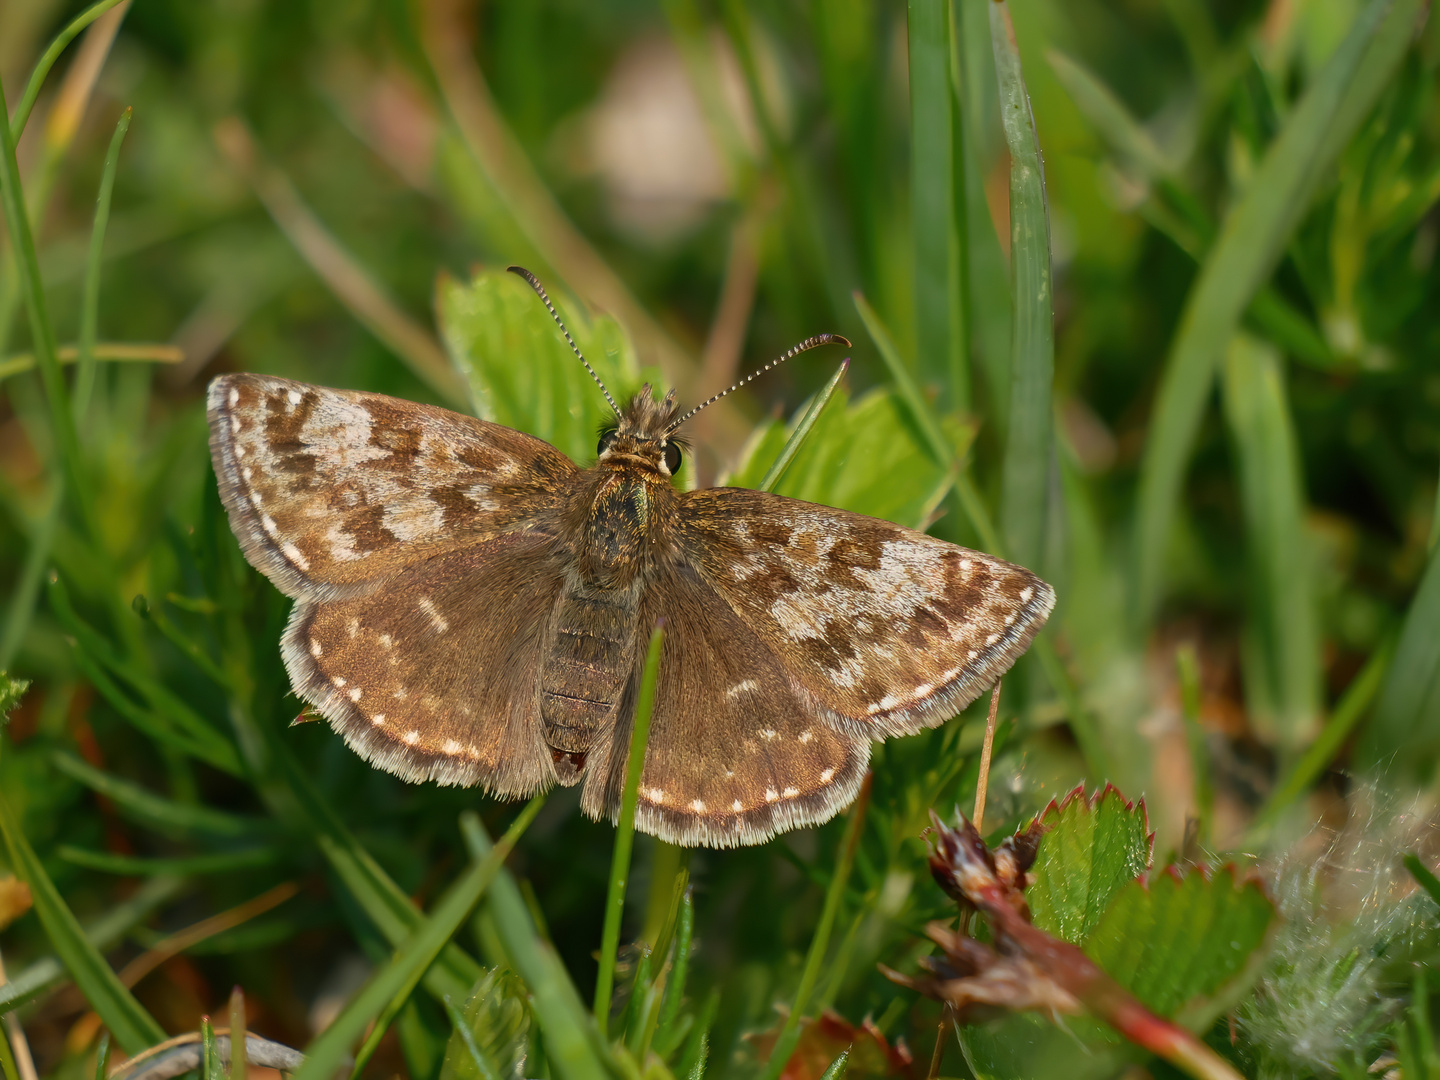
left=1, top=1, right=1439, bottom=1078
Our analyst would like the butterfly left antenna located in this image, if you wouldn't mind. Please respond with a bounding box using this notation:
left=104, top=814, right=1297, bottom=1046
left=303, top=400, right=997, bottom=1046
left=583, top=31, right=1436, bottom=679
left=666, top=333, right=851, bottom=434
left=507, top=265, right=622, bottom=418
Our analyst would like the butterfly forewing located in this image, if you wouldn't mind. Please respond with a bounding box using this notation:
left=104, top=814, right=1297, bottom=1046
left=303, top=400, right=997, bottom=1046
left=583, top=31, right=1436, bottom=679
left=282, top=534, right=564, bottom=795
left=677, top=489, right=1056, bottom=738
left=208, top=374, right=576, bottom=595
left=579, top=559, right=871, bottom=848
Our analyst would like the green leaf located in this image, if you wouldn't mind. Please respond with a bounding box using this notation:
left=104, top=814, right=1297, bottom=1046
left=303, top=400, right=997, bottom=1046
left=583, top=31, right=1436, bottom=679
left=1026, top=786, right=1153, bottom=944
left=725, top=386, right=955, bottom=530
left=1084, top=866, right=1276, bottom=1030
left=440, top=969, right=530, bottom=1080
left=438, top=268, right=646, bottom=461
left=990, top=1, right=1054, bottom=573
left=1221, top=334, right=1321, bottom=754
left=1133, top=0, right=1422, bottom=625
left=0, top=778, right=166, bottom=1053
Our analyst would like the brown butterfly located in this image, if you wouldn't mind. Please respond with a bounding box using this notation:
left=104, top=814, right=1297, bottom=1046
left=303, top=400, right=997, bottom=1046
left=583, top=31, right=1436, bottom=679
left=207, top=267, right=1054, bottom=847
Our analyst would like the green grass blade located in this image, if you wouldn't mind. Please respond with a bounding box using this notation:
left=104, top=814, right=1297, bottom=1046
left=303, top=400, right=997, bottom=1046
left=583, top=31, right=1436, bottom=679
left=1132, top=0, right=1418, bottom=625
left=758, top=775, right=871, bottom=1080
left=1360, top=537, right=1440, bottom=777
left=0, top=75, right=92, bottom=533
left=990, top=1, right=1054, bottom=573
left=1045, top=49, right=1175, bottom=179
left=653, top=889, right=693, bottom=1053
left=1221, top=335, right=1320, bottom=756
left=818, top=1049, right=849, bottom=1080
left=293, top=797, right=545, bottom=1080
left=56, top=845, right=282, bottom=876
left=1250, top=638, right=1393, bottom=837
left=50, top=751, right=271, bottom=839
left=0, top=876, right=183, bottom=1015
left=1404, top=854, right=1440, bottom=910
left=909, top=0, right=964, bottom=409
left=0, top=1018, right=21, bottom=1080
left=201, top=1016, right=222, bottom=1080
left=758, top=359, right=849, bottom=493
left=6, top=0, right=129, bottom=140
left=460, top=819, right=609, bottom=1080
left=0, top=488, right=62, bottom=669
left=1176, top=645, right=1211, bottom=849
left=853, top=292, right=949, bottom=466
left=440, top=998, right=503, bottom=1080
left=0, top=772, right=166, bottom=1053
left=595, top=625, right=665, bottom=1038
left=74, top=106, right=131, bottom=421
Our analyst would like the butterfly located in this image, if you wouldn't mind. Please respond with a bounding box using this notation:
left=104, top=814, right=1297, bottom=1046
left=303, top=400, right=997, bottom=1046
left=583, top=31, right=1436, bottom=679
left=207, top=267, right=1055, bottom=847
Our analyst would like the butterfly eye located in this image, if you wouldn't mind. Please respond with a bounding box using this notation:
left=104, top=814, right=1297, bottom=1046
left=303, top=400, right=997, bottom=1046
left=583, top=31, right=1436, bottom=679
left=597, top=429, right=618, bottom=455
left=663, top=441, right=683, bottom=475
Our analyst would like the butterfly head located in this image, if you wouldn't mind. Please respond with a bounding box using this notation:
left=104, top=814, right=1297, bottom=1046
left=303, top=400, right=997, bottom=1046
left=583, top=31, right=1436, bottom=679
left=598, top=385, right=685, bottom=477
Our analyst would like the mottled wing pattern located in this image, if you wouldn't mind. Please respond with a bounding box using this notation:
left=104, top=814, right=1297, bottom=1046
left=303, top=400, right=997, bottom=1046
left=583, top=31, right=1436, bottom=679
left=208, top=374, right=577, bottom=596
left=580, top=559, right=871, bottom=848
left=677, top=489, right=1056, bottom=738
left=281, top=533, right=567, bottom=794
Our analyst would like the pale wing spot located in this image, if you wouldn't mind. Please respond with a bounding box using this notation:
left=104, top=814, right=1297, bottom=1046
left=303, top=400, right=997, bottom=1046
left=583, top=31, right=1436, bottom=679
left=250, top=490, right=265, bottom=511
left=725, top=679, right=760, bottom=700
left=646, top=787, right=667, bottom=804
left=443, top=739, right=462, bottom=755
left=985, top=633, right=1001, bottom=647
left=417, top=597, right=449, bottom=634
left=404, top=730, right=420, bottom=745
left=724, top=768, right=735, bottom=778
left=878, top=694, right=901, bottom=711
left=782, top=786, right=800, bottom=799
left=309, top=639, right=323, bottom=658
left=760, top=729, right=777, bottom=741
left=286, top=388, right=302, bottom=406
left=393, top=687, right=408, bottom=700
left=241, top=466, right=253, bottom=481
left=324, top=523, right=361, bottom=562
left=235, top=444, right=247, bottom=458
left=1004, top=613, right=1017, bottom=627
left=798, top=729, right=813, bottom=744
left=347, top=686, right=362, bottom=702
left=912, top=682, right=934, bottom=698
left=960, top=558, right=974, bottom=572
left=942, top=667, right=961, bottom=681
left=346, top=618, right=360, bottom=638
left=378, top=633, right=394, bottom=648
left=1019, top=585, right=1034, bottom=604
left=385, top=502, right=444, bottom=542
left=689, top=799, right=707, bottom=813
left=765, top=788, right=779, bottom=803
left=333, top=675, right=347, bottom=687
left=229, top=415, right=241, bottom=435
left=731, top=799, right=744, bottom=812
left=820, top=768, right=835, bottom=783
left=228, top=386, right=240, bottom=408
left=281, top=542, right=310, bottom=570
left=372, top=714, right=385, bottom=726
left=967, top=649, right=979, bottom=660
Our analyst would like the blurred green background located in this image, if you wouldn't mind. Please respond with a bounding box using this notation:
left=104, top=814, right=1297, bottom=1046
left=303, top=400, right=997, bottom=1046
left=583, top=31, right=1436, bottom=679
left=2, top=0, right=1439, bottom=1077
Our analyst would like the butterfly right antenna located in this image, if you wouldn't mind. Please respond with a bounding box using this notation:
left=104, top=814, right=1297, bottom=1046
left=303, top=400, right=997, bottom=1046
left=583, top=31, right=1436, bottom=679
left=508, top=266, right=622, bottom=419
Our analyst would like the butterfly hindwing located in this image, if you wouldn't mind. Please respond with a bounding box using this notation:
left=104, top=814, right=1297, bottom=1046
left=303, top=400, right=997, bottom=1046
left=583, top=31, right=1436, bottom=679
left=677, top=488, right=1056, bottom=738
left=282, top=533, right=567, bottom=795
left=579, top=558, right=871, bottom=848
left=208, top=373, right=577, bottom=597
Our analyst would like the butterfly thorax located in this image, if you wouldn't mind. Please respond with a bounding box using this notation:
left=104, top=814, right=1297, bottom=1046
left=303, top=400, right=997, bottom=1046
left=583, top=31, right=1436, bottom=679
left=540, top=388, right=683, bottom=783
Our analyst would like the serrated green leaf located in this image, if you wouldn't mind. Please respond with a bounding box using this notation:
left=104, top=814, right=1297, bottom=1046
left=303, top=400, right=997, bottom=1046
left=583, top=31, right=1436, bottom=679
left=724, top=387, right=954, bottom=530
left=440, top=969, right=530, bottom=1080
left=1027, top=787, right=1152, bottom=943
left=1084, top=866, right=1275, bottom=1030
left=437, top=269, right=649, bottom=462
